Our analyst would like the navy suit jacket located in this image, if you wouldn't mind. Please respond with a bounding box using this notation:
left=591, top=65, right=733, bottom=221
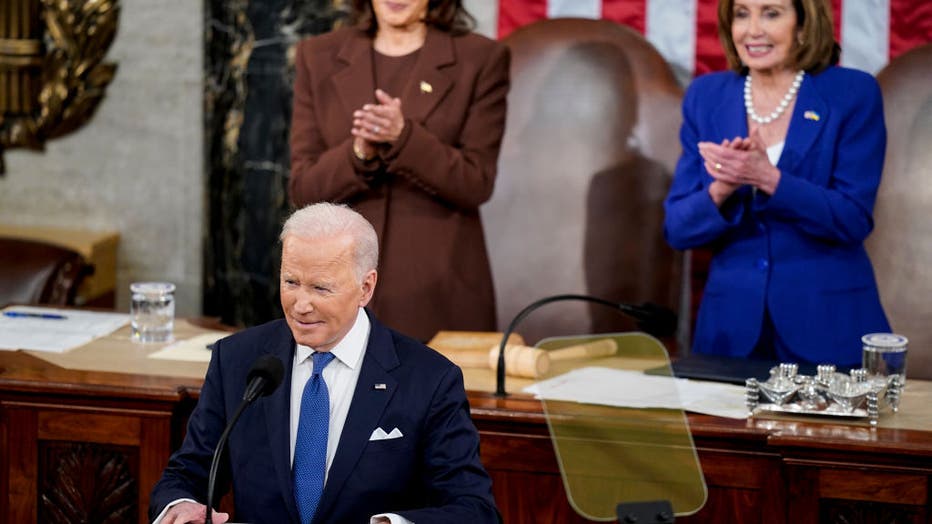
left=664, top=66, right=890, bottom=366
left=149, top=310, right=499, bottom=523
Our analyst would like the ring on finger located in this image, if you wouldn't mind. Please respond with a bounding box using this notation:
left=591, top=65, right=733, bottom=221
left=373, top=125, right=380, bottom=133
left=715, top=162, right=722, bottom=171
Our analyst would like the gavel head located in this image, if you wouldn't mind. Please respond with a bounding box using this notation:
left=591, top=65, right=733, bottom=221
left=488, top=344, right=550, bottom=378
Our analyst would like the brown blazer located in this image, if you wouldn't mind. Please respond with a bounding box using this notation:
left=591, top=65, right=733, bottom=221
left=290, top=26, right=510, bottom=341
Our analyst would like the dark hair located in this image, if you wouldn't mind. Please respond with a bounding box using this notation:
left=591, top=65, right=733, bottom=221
left=717, top=0, right=840, bottom=74
left=348, top=0, right=476, bottom=36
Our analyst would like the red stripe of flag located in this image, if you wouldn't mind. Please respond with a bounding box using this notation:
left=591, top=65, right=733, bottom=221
left=497, top=0, right=549, bottom=39
left=694, top=0, right=726, bottom=76
left=889, top=0, right=932, bottom=60
left=601, top=0, right=648, bottom=34
left=831, top=0, right=842, bottom=44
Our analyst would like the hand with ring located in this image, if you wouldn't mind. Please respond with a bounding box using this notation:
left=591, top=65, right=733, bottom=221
left=352, top=89, right=405, bottom=145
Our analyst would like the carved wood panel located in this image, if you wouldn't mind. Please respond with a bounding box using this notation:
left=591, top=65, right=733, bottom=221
left=2, top=396, right=178, bottom=524
left=38, top=442, right=138, bottom=524
left=820, top=498, right=925, bottom=524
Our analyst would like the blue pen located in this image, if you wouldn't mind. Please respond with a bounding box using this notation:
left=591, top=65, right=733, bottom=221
left=3, top=311, right=67, bottom=320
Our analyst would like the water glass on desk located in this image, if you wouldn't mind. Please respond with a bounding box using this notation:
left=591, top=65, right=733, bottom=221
left=130, top=282, right=175, bottom=343
left=862, top=333, right=908, bottom=385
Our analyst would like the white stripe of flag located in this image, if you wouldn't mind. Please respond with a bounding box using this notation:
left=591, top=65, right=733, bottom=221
left=467, top=0, right=914, bottom=78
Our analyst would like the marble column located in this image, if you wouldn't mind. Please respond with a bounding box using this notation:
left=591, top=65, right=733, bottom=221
left=204, top=0, right=342, bottom=327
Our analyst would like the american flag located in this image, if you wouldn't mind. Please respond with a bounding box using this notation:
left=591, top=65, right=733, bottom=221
left=465, top=0, right=932, bottom=81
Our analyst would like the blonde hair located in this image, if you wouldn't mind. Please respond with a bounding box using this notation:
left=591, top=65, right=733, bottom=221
left=280, top=203, right=379, bottom=280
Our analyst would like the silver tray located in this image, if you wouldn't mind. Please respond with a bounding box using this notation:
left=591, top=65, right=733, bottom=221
left=745, top=363, right=904, bottom=427
left=751, top=402, right=868, bottom=419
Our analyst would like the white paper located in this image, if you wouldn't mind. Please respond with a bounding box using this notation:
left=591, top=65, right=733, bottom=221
left=148, top=333, right=224, bottom=362
left=0, top=306, right=129, bottom=353
left=524, top=367, right=749, bottom=419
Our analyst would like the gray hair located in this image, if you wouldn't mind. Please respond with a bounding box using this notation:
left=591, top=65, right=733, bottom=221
left=280, top=203, right=379, bottom=280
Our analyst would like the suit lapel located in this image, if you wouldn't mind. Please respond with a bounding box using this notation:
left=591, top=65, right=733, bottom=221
left=401, top=27, right=454, bottom=123
left=333, top=30, right=377, bottom=118
left=262, top=322, right=301, bottom=523
left=315, top=313, right=400, bottom=521
left=331, top=28, right=454, bottom=125
left=779, top=73, right=828, bottom=175
left=712, top=74, right=748, bottom=143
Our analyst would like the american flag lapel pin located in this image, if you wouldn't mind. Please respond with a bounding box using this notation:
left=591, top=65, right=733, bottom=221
left=374, top=383, right=387, bottom=390
left=804, top=110, right=821, bottom=121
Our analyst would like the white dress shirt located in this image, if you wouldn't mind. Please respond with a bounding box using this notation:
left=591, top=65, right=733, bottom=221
left=289, top=307, right=369, bottom=479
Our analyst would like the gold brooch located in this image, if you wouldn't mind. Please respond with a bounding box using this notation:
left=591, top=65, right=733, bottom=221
left=419, top=81, right=432, bottom=94
left=804, top=110, right=821, bottom=121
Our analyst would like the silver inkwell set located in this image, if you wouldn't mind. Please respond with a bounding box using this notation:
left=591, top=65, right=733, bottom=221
left=745, top=333, right=908, bottom=427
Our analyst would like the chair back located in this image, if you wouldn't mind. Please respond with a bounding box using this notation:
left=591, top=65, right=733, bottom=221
left=482, top=18, right=684, bottom=344
left=0, top=237, right=89, bottom=306
left=868, top=43, right=932, bottom=379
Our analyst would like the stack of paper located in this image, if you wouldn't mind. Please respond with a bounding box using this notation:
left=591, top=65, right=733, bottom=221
left=524, top=367, right=749, bottom=419
left=0, top=306, right=129, bottom=353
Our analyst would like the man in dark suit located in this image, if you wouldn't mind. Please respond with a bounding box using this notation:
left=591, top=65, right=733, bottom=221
left=149, top=203, right=499, bottom=524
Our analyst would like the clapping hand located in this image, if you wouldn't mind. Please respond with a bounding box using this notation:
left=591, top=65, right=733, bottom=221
left=699, top=128, right=781, bottom=205
left=699, top=136, right=748, bottom=205
left=352, top=89, right=406, bottom=145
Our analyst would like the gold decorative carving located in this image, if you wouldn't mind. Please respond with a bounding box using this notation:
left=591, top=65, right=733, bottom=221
left=0, top=0, right=120, bottom=174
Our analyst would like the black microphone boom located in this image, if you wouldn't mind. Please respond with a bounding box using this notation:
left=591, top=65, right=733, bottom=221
left=495, top=294, right=677, bottom=397
left=206, top=354, right=284, bottom=524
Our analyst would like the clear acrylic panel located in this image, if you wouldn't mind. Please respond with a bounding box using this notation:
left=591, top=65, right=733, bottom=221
left=534, top=333, right=707, bottom=521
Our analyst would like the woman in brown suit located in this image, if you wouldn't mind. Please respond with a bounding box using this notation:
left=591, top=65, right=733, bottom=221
left=289, top=0, right=509, bottom=341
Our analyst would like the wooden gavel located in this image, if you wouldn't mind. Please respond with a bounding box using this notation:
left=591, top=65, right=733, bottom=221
left=488, top=338, right=618, bottom=378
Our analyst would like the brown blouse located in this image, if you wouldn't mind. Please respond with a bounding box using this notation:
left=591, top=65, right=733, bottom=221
left=373, top=49, right=420, bottom=98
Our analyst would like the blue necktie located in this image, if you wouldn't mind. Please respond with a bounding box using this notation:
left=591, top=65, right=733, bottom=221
left=294, top=351, right=336, bottom=524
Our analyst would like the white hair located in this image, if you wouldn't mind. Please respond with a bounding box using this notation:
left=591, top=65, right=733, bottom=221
left=280, top=203, right=379, bottom=280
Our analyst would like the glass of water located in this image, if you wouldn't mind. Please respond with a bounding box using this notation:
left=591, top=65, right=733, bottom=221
left=130, top=282, right=176, bottom=343
left=861, top=333, right=908, bottom=384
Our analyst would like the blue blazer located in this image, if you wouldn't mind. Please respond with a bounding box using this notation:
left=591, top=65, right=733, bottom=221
left=664, top=66, right=890, bottom=366
left=149, top=311, right=499, bottom=523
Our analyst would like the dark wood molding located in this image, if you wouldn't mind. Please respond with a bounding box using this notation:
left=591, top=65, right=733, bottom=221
left=3, top=352, right=932, bottom=523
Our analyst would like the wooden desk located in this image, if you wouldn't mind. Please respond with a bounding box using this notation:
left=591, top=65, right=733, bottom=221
left=2, top=331, right=932, bottom=523
left=0, top=321, right=222, bottom=524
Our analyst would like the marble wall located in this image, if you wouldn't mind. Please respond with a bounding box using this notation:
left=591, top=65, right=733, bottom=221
left=0, top=0, right=204, bottom=315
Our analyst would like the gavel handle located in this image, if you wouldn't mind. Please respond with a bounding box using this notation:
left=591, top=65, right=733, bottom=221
left=548, top=338, right=618, bottom=360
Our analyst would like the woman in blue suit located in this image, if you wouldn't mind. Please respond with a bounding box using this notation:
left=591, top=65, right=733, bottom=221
left=664, top=0, right=890, bottom=366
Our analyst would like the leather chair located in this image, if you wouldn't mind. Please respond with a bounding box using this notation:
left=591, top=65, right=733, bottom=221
left=481, top=18, right=684, bottom=346
left=0, top=237, right=90, bottom=306
left=867, top=43, right=932, bottom=379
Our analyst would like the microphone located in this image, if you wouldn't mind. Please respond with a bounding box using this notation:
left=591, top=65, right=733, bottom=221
left=206, top=355, right=285, bottom=524
left=615, top=302, right=678, bottom=339
left=494, top=294, right=677, bottom=397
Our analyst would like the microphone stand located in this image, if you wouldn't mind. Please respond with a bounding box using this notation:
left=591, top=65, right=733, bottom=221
left=494, top=294, right=676, bottom=397
left=205, top=399, right=251, bottom=524
left=206, top=355, right=283, bottom=524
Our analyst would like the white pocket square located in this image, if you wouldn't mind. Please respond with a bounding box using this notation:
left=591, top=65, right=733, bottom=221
left=368, top=427, right=404, bottom=441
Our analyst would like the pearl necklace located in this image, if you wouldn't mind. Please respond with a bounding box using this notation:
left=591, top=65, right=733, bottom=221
left=744, top=70, right=805, bottom=125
